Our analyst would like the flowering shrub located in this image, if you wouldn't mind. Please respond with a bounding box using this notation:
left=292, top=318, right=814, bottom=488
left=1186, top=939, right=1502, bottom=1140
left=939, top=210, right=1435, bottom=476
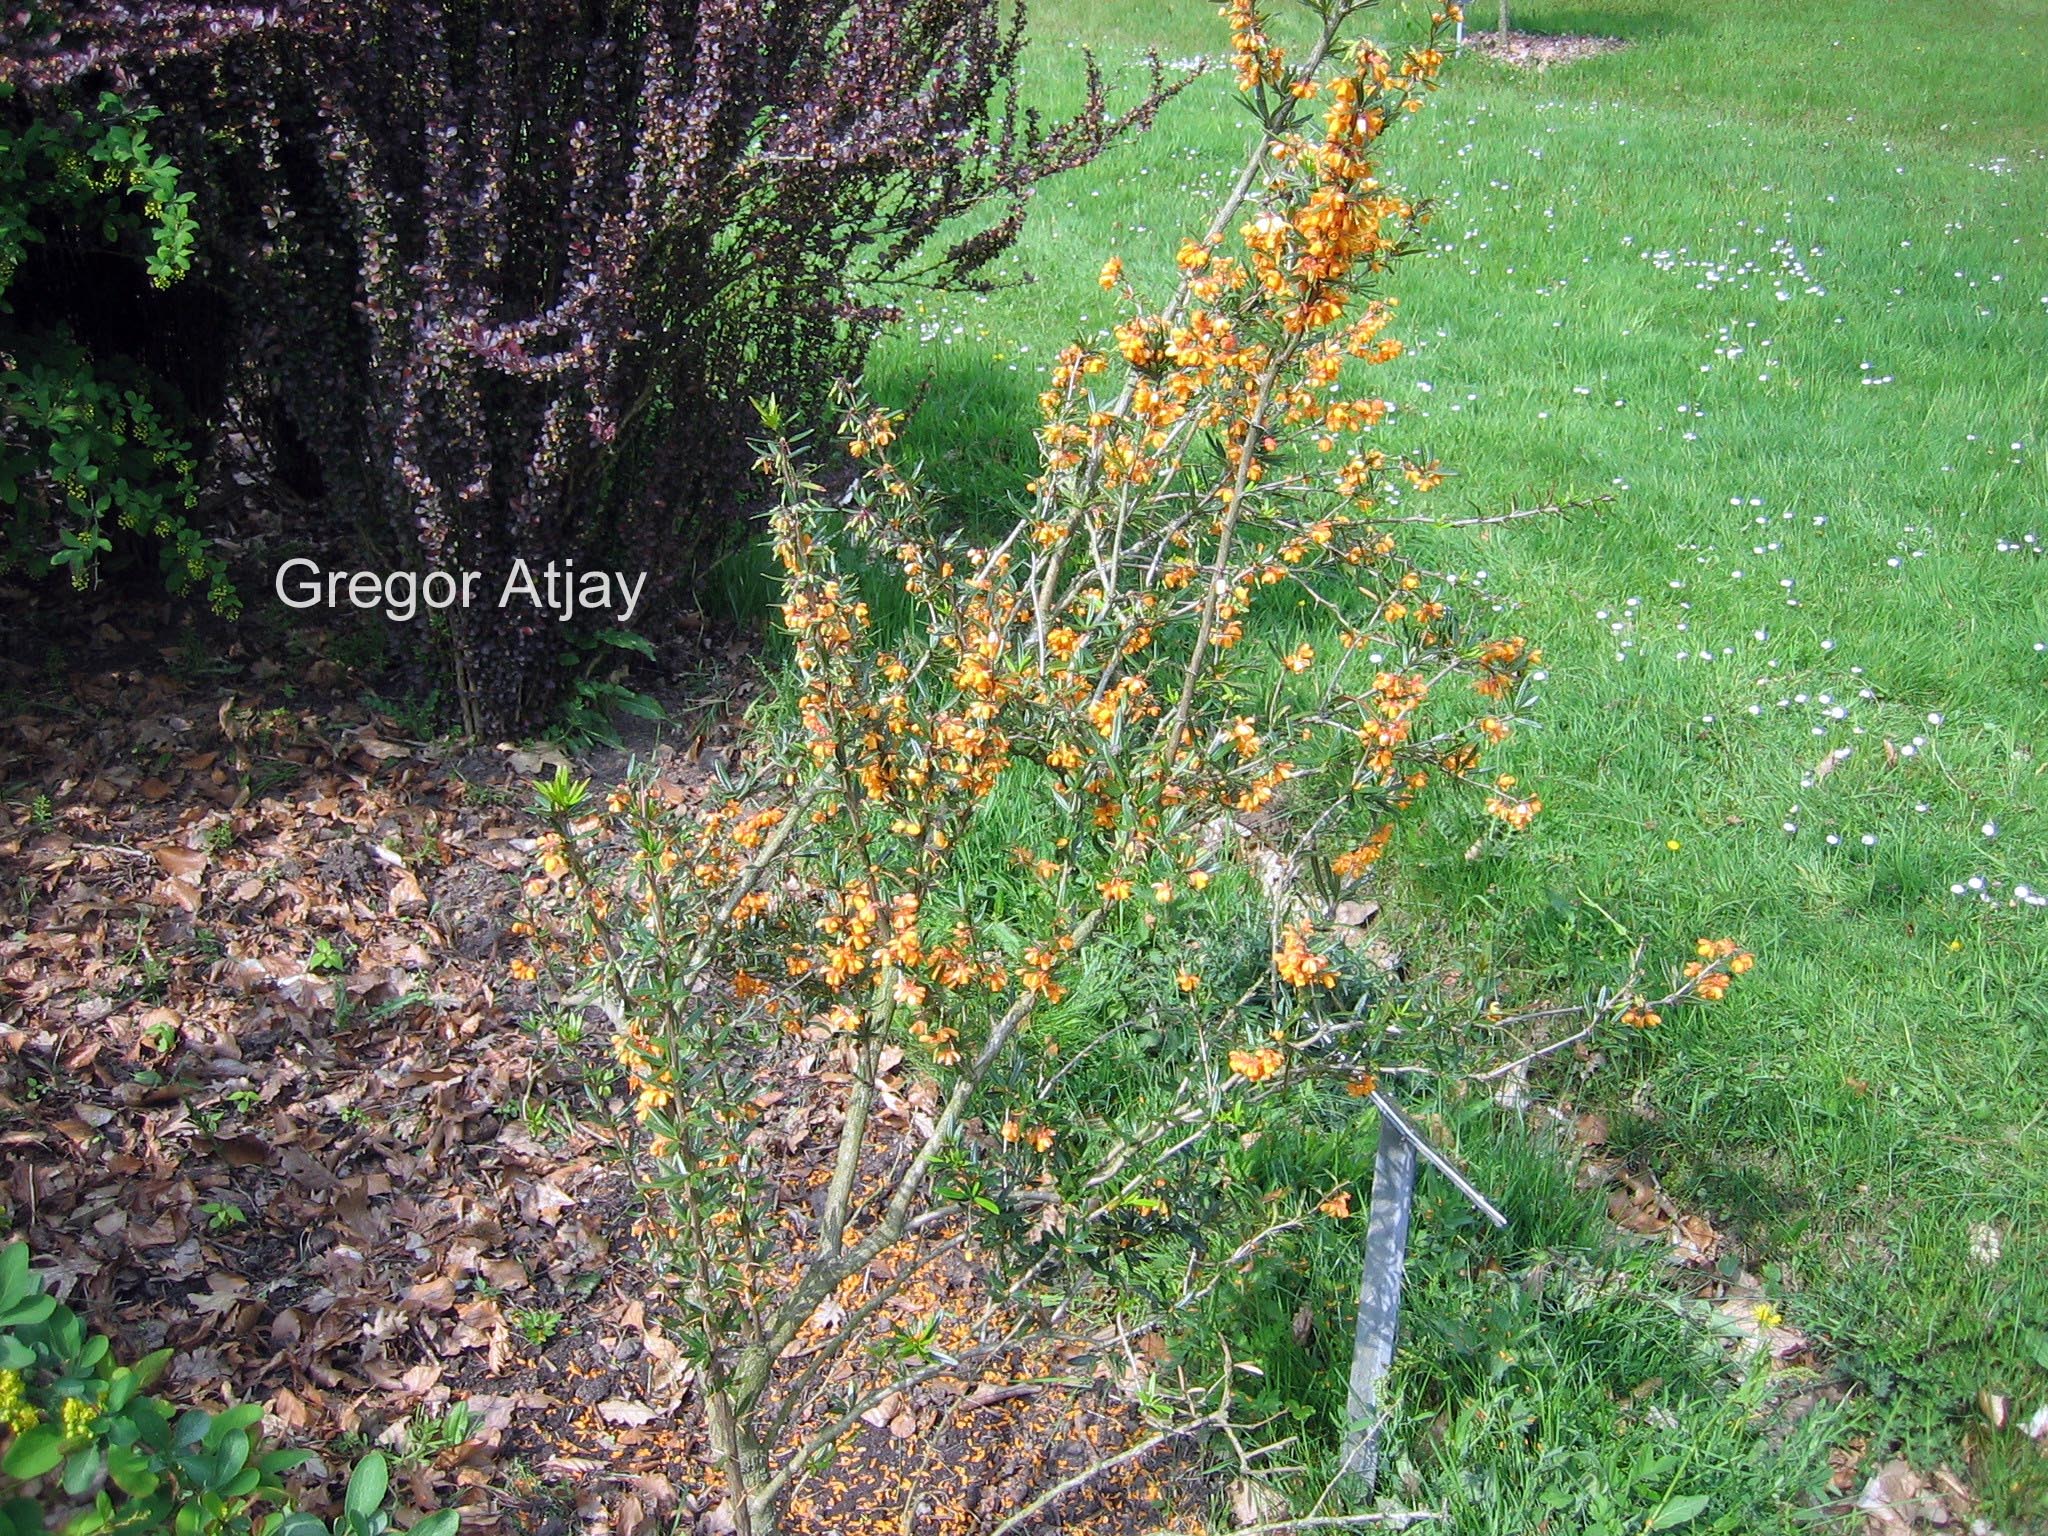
left=0, top=1242, right=451, bottom=1536
left=6, top=0, right=1175, bottom=730
left=530, top=1, right=1749, bottom=1526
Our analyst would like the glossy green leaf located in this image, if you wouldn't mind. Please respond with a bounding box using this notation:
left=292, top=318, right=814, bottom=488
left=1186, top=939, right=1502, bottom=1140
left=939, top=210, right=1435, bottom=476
left=1, top=1424, right=65, bottom=1480
left=106, top=1441, right=159, bottom=1498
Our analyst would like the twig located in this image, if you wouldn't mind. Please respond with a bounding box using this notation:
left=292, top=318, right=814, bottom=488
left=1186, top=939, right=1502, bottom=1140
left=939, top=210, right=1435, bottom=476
left=988, top=1412, right=1224, bottom=1536
left=1472, top=1014, right=1602, bottom=1082
left=1158, top=1515, right=1444, bottom=1535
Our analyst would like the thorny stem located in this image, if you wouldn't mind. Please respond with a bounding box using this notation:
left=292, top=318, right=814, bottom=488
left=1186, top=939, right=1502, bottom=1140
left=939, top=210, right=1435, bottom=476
left=1030, top=0, right=1352, bottom=638
left=986, top=1411, right=1228, bottom=1536
left=1159, top=353, right=1283, bottom=758
left=1473, top=945, right=1743, bottom=1083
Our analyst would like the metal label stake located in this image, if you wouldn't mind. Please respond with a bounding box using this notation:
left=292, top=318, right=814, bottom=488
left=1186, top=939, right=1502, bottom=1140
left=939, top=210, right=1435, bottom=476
left=1340, top=1089, right=1508, bottom=1491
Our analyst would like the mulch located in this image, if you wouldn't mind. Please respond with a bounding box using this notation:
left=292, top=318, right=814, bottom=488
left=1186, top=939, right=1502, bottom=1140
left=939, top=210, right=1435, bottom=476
left=1462, top=29, right=1627, bottom=69
left=0, top=588, right=1208, bottom=1536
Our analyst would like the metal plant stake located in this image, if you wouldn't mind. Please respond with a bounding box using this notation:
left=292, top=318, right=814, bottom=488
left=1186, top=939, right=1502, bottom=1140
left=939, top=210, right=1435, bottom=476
left=1340, top=1089, right=1509, bottom=1490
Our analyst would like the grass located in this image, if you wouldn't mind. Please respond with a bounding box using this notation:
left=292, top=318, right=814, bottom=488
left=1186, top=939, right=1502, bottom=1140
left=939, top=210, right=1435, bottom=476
left=858, top=0, right=2048, bottom=1527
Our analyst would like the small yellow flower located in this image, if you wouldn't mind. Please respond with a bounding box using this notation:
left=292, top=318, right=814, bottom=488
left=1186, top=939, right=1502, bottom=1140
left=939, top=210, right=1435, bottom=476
left=0, top=1369, right=39, bottom=1435
left=59, top=1394, right=98, bottom=1443
left=1666, top=839, right=1682, bottom=852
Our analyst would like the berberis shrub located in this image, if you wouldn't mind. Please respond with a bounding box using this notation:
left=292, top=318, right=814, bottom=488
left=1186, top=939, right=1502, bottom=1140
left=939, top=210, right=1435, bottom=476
left=515, top=4, right=1747, bottom=1529
left=5, top=0, right=1174, bottom=730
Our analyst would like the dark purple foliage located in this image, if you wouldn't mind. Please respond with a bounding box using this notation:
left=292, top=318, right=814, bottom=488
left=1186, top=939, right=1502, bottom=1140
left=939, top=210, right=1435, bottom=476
left=5, top=1, right=1175, bottom=729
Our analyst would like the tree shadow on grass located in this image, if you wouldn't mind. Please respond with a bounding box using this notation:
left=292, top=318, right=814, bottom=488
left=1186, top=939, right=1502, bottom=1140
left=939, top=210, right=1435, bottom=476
left=865, top=343, right=1044, bottom=528
left=1470, top=2, right=1705, bottom=47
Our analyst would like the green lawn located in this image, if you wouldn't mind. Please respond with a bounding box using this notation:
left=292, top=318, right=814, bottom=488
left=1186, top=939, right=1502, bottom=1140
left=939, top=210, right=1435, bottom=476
left=863, top=0, right=2048, bottom=1528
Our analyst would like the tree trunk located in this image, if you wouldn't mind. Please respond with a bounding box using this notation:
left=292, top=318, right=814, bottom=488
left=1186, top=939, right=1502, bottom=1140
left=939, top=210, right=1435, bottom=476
left=706, top=1389, right=774, bottom=1536
left=1498, top=0, right=1510, bottom=42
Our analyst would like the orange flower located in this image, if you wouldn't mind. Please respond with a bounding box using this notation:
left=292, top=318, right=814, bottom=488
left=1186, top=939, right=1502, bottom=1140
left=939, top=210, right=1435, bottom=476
left=1021, top=943, right=1067, bottom=1004
left=1275, top=923, right=1337, bottom=989
left=1319, top=1190, right=1354, bottom=1219
left=1229, top=1046, right=1286, bottom=1084
left=1485, top=791, right=1541, bottom=831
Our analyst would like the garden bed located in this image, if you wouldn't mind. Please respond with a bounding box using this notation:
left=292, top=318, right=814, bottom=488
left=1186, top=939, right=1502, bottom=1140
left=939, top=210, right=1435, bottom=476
left=0, top=597, right=1203, bottom=1535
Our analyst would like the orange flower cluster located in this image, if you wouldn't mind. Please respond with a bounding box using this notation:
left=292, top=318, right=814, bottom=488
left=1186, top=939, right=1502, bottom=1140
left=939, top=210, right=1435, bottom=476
left=1685, top=937, right=1753, bottom=1001
left=1229, top=1046, right=1286, bottom=1084
left=1222, top=0, right=1287, bottom=93
left=1485, top=774, right=1542, bottom=832
left=1331, top=825, right=1393, bottom=878
left=1274, top=923, right=1337, bottom=990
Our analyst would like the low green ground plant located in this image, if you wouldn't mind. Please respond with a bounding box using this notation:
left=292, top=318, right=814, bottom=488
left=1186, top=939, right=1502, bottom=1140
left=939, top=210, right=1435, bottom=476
left=0, top=1243, right=451, bottom=1536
